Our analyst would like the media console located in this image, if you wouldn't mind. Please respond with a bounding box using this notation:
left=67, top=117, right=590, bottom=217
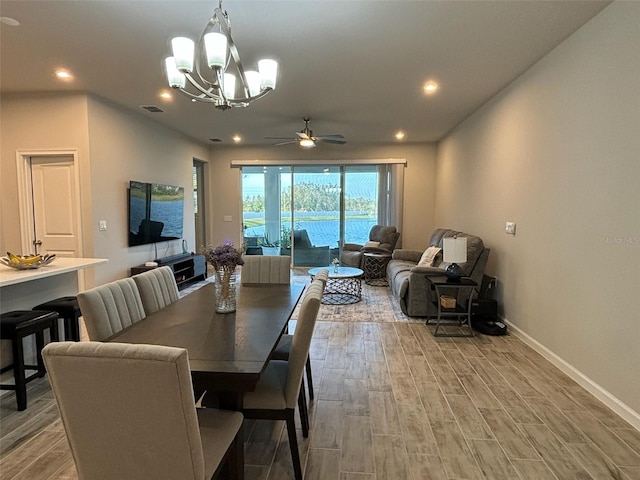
left=130, top=253, right=206, bottom=290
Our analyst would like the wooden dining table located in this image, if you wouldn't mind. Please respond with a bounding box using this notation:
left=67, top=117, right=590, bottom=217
left=107, top=281, right=304, bottom=480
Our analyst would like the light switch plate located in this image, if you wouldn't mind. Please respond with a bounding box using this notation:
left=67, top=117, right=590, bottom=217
left=224, top=215, right=232, bottom=222
left=99, top=220, right=107, bottom=231
left=505, top=222, right=516, bottom=235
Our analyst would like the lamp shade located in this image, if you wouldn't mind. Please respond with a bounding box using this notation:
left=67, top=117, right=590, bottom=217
left=171, top=37, right=195, bottom=73
left=204, top=32, right=227, bottom=68
left=223, top=73, right=236, bottom=99
left=258, top=59, right=278, bottom=90
left=164, top=57, right=186, bottom=88
left=245, top=70, right=261, bottom=97
left=443, top=236, right=467, bottom=264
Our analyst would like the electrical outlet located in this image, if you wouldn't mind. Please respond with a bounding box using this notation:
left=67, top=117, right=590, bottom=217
left=505, top=222, right=516, bottom=235
left=99, top=220, right=107, bottom=231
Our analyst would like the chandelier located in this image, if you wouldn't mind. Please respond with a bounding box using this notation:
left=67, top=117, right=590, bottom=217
left=163, top=0, right=278, bottom=110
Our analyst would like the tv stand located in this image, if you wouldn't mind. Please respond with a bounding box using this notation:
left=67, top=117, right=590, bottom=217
left=131, top=253, right=206, bottom=290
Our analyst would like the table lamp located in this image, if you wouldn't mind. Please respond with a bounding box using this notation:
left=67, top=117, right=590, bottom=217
left=443, top=236, right=467, bottom=281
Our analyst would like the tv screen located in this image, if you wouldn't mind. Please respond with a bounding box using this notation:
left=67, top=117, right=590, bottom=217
left=128, top=181, right=184, bottom=247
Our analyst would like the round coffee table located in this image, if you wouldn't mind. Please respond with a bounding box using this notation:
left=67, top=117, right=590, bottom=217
left=308, top=266, right=364, bottom=305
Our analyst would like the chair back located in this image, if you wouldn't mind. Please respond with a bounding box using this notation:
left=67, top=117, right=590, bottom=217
left=43, top=342, right=206, bottom=480
left=368, top=225, right=400, bottom=252
left=313, top=269, right=329, bottom=289
left=132, top=266, right=180, bottom=314
left=284, top=281, right=323, bottom=407
left=77, top=278, right=146, bottom=341
left=241, top=255, right=291, bottom=285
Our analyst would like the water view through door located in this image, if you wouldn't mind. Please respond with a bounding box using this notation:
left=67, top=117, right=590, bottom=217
left=242, top=165, right=378, bottom=267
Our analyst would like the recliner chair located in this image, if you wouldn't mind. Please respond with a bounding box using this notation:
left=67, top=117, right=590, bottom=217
left=341, top=224, right=400, bottom=268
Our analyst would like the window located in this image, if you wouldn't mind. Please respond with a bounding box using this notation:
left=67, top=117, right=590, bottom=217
left=241, top=163, right=403, bottom=266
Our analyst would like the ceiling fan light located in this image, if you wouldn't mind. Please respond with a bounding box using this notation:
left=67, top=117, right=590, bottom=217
left=164, top=57, right=186, bottom=88
left=245, top=70, right=261, bottom=97
left=258, top=59, right=278, bottom=90
left=223, top=73, right=236, bottom=99
left=299, top=138, right=315, bottom=148
left=171, top=37, right=195, bottom=73
left=204, top=32, right=227, bottom=68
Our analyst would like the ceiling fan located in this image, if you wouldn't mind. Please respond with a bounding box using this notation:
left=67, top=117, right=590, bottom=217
left=266, top=117, right=346, bottom=148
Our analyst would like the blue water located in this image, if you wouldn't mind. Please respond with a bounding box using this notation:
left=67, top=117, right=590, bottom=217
left=244, top=211, right=375, bottom=246
left=130, top=196, right=184, bottom=237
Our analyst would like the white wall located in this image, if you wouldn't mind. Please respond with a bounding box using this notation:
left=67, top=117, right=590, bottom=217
left=206, top=143, right=437, bottom=251
left=86, top=96, right=209, bottom=284
left=436, top=2, right=640, bottom=421
left=0, top=92, right=209, bottom=286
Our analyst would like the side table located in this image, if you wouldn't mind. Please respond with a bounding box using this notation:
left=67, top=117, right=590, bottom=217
left=426, top=276, right=477, bottom=337
left=363, top=252, right=392, bottom=286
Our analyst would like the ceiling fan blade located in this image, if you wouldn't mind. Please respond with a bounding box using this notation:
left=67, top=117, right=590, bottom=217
left=296, top=132, right=311, bottom=140
left=273, top=140, right=298, bottom=146
left=316, top=135, right=347, bottom=145
left=265, top=136, right=295, bottom=140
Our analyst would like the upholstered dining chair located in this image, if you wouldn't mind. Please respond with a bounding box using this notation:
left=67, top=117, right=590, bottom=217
left=43, top=341, right=244, bottom=480
left=77, top=277, right=146, bottom=341
left=242, top=280, right=323, bottom=480
left=241, top=255, right=291, bottom=285
left=272, top=271, right=328, bottom=402
left=132, top=265, right=180, bottom=314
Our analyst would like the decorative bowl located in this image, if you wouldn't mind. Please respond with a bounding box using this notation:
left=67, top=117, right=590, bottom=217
left=1, top=253, right=56, bottom=270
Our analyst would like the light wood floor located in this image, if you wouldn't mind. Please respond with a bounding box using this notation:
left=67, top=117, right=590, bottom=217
left=1, top=283, right=639, bottom=479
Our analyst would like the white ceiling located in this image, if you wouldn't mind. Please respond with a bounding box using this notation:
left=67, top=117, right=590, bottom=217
left=1, top=0, right=610, bottom=147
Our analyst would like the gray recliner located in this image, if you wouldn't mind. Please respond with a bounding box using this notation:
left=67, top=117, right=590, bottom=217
left=341, top=225, right=400, bottom=268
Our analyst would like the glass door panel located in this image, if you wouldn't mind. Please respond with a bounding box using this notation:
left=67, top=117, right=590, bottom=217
left=291, top=166, right=341, bottom=267
left=344, top=166, right=379, bottom=245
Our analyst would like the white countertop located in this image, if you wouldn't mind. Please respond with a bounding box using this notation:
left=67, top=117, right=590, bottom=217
left=0, top=257, right=108, bottom=287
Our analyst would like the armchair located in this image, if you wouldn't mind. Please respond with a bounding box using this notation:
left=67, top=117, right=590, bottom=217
left=341, top=225, right=400, bottom=268
left=292, top=229, right=330, bottom=267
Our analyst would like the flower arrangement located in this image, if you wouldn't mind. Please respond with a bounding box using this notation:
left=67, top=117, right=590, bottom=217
left=203, top=241, right=244, bottom=270
left=203, top=241, right=243, bottom=313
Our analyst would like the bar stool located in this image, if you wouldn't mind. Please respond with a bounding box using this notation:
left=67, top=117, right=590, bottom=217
left=33, top=296, right=82, bottom=341
left=0, top=310, right=60, bottom=411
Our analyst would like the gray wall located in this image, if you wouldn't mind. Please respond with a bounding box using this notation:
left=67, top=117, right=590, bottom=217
left=435, top=2, right=639, bottom=421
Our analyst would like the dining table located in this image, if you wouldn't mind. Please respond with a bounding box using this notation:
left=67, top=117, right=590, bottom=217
left=106, top=281, right=304, bottom=480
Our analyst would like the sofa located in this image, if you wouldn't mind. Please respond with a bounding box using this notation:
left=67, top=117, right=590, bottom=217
left=387, top=228, right=490, bottom=317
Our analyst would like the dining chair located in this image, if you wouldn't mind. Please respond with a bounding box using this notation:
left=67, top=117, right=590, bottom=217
left=242, top=280, right=323, bottom=480
left=240, top=255, right=291, bottom=285
left=272, top=272, right=328, bottom=402
left=132, top=265, right=180, bottom=314
left=77, top=277, right=146, bottom=341
left=43, top=341, right=243, bottom=480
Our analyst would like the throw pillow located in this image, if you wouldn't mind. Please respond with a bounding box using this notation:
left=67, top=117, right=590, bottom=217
left=417, top=246, right=442, bottom=267
left=364, top=241, right=381, bottom=248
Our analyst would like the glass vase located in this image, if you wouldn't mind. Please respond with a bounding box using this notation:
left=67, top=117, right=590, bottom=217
left=214, top=267, right=237, bottom=313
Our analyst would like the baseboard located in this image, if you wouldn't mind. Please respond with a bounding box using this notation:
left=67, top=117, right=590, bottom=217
left=503, top=317, right=640, bottom=431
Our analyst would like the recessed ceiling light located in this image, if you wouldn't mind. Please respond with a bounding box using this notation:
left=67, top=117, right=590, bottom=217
left=159, top=91, right=172, bottom=100
left=232, top=135, right=242, bottom=143
left=55, top=69, right=72, bottom=80
left=0, top=17, right=20, bottom=26
left=423, top=81, right=439, bottom=94
left=395, top=131, right=406, bottom=141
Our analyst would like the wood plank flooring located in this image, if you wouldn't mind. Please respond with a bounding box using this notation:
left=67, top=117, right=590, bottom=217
left=1, top=279, right=639, bottom=480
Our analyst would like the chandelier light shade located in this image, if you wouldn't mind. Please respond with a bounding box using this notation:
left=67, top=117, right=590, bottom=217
left=163, top=0, right=278, bottom=110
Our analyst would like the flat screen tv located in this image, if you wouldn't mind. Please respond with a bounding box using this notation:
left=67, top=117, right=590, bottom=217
left=128, top=180, right=184, bottom=247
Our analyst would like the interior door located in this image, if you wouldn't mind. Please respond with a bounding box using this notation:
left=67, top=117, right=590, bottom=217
left=30, top=155, right=80, bottom=257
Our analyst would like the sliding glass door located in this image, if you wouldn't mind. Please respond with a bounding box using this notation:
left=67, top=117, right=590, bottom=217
left=241, top=164, right=390, bottom=267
